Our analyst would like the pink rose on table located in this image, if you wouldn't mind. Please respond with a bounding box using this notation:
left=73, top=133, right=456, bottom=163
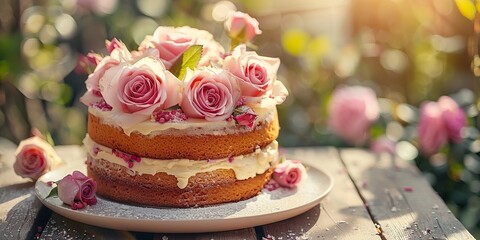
left=418, top=101, right=448, bottom=156
left=181, top=68, right=240, bottom=121
left=57, top=171, right=97, bottom=210
left=272, top=160, right=307, bottom=188
left=438, top=96, right=466, bottom=143
left=328, top=86, right=379, bottom=146
left=225, top=11, right=262, bottom=42
left=14, top=136, right=62, bottom=180
left=100, top=56, right=181, bottom=128
left=139, top=26, right=225, bottom=70
left=224, top=45, right=280, bottom=97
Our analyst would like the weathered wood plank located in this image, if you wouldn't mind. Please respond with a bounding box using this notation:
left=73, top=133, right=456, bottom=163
left=262, top=147, right=380, bottom=240
left=339, top=149, right=475, bottom=240
left=153, top=229, right=257, bottom=240
left=42, top=211, right=257, bottom=240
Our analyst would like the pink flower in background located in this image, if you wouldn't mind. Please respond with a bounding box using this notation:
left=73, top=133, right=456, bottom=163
left=272, top=160, right=307, bottom=188
left=75, top=53, right=102, bottom=75
left=370, top=136, right=396, bottom=155
left=181, top=68, right=240, bottom=121
left=100, top=56, right=181, bottom=127
left=57, top=171, right=97, bottom=210
left=139, top=26, right=225, bottom=70
left=328, top=86, right=379, bottom=146
left=225, top=11, right=262, bottom=42
left=438, top=96, right=466, bottom=143
left=223, top=45, right=280, bottom=97
left=13, top=136, right=62, bottom=180
left=418, top=102, right=448, bottom=156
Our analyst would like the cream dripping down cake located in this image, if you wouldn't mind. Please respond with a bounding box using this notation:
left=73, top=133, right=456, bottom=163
left=80, top=14, right=288, bottom=207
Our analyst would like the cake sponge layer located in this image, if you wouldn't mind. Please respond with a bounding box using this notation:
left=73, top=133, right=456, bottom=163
left=88, top=112, right=279, bottom=160
left=87, top=157, right=274, bottom=207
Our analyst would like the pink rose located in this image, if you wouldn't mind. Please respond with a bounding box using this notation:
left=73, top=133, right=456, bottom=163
left=57, top=171, right=97, bottom=210
left=139, top=27, right=195, bottom=69
left=181, top=68, right=240, bottom=121
left=75, top=53, right=102, bottom=75
left=272, top=160, right=307, bottom=188
left=233, top=105, right=257, bottom=128
left=139, top=26, right=225, bottom=69
left=370, top=136, right=396, bottom=155
left=224, top=45, right=280, bottom=97
left=176, top=26, right=225, bottom=67
left=328, top=86, right=379, bottom=146
left=418, top=101, right=448, bottom=156
left=225, top=11, right=262, bottom=42
left=101, top=56, right=181, bottom=127
left=106, top=38, right=123, bottom=54
left=14, top=136, right=62, bottom=180
left=438, top=96, right=466, bottom=143
left=80, top=40, right=132, bottom=107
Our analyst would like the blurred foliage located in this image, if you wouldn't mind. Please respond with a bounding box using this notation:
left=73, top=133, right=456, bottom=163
left=0, top=0, right=479, bottom=236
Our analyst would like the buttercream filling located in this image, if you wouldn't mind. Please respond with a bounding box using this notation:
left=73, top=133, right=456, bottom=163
left=89, top=106, right=276, bottom=136
left=83, top=135, right=278, bottom=189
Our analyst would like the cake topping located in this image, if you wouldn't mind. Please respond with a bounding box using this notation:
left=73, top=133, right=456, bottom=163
left=80, top=11, right=288, bottom=132
left=233, top=105, right=257, bottom=128
left=112, top=149, right=141, bottom=168
left=153, top=109, right=188, bottom=123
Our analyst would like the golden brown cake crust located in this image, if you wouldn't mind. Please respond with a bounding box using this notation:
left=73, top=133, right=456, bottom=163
left=88, top=112, right=279, bottom=160
left=87, top=158, right=274, bottom=207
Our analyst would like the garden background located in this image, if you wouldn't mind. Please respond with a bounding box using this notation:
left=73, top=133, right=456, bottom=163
left=0, top=0, right=479, bottom=237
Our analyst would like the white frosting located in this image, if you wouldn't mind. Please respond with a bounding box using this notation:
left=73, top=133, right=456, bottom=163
left=83, top=135, right=278, bottom=189
left=89, top=106, right=276, bottom=136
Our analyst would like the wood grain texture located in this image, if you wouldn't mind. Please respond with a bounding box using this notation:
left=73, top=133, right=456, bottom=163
left=339, top=149, right=475, bottom=240
left=152, top=228, right=257, bottom=240
left=262, top=147, right=380, bottom=240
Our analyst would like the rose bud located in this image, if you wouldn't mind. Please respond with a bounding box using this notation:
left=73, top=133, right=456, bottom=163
left=57, top=171, right=97, bottom=210
left=328, top=86, right=379, bottom=146
left=14, top=136, right=62, bottom=181
left=225, top=11, right=262, bottom=43
left=418, top=101, right=448, bottom=156
left=75, top=53, right=102, bottom=75
left=272, top=160, right=307, bottom=188
left=438, top=96, right=466, bottom=143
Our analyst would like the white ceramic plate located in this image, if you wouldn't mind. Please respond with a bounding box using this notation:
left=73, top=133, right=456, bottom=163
left=35, top=158, right=332, bottom=233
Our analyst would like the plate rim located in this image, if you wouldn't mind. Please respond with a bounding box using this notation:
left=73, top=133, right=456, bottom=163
left=35, top=160, right=333, bottom=233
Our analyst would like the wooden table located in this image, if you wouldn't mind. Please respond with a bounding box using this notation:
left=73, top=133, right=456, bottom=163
left=0, top=138, right=475, bottom=240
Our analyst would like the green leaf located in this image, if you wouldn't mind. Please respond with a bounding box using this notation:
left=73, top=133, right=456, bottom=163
left=170, top=45, right=203, bottom=81
left=46, top=186, right=58, bottom=199
left=455, top=0, right=476, bottom=20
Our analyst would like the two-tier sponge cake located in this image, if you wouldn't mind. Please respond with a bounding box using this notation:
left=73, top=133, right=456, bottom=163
left=80, top=21, right=288, bottom=207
